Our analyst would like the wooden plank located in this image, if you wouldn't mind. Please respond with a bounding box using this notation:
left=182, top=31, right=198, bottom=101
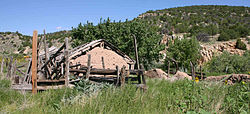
left=86, top=54, right=91, bottom=79
left=41, top=43, right=65, bottom=69
left=65, top=37, right=69, bottom=86
left=32, top=30, right=38, bottom=94
left=24, top=58, right=32, bottom=83
left=69, top=68, right=141, bottom=75
left=37, top=79, right=65, bottom=82
left=16, top=68, right=25, bottom=75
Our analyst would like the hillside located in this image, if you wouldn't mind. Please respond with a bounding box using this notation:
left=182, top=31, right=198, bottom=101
left=138, top=5, right=249, bottom=40
left=0, top=30, right=71, bottom=56
left=0, top=5, right=249, bottom=59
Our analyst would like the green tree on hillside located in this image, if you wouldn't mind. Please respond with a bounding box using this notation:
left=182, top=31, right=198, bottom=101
left=165, top=38, right=200, bottom=71
left=71, top=18, right=164, bottom=69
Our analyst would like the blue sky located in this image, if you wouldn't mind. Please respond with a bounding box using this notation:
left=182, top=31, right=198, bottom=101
left=0, top=0, right=249, bottom=35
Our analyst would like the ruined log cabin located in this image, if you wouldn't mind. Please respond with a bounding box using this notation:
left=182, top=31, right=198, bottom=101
left=69, top=39, right=135, bottom=70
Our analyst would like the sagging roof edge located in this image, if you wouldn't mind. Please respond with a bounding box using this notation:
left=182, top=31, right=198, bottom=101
left=69, top=39, right=136, bottom=65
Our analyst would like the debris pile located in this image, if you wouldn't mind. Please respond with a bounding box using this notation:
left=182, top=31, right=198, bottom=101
left=145, top=69, right=192, bottom=81
left=144, top=69, right=169, bottom=80
left=205, top=74, right=250, bottom=84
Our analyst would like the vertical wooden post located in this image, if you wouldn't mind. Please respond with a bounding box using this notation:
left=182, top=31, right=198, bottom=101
left=200, top=65, right=203, bottom=80
left=101, top=56, right=105, bottom=69
left=86, top=54, right=91, bottom=79
left=102, top=56, right=106, bottom=77
left=140, top=64, right=146, bottom=84
left=43, top=30, right=48, bottom=62
left=12, top=60, right=17, bottom=77
left=65, top=37, right=69, bottom=86
left=133, top=35, right=142, bottom=84
left=32, top=30, right=38, bottom=94
left=6, top=56, right=13, bottom=78
left=116, top=65, right=119, bottom=86
left=0, top=57, right=4, bottom=75
left=168, top=61, right=170, bottom=76
left=24, top=58, right=32, bottom=84
left=120, top=65, right=126, bottom=86
left=133, top=35, right=140, bottom=70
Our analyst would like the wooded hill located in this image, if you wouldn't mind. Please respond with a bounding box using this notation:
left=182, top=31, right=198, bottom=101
left=139, top=5, right=249, bottom=41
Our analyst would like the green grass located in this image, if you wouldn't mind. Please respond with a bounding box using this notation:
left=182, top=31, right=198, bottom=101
left=0, top=79, right=249, bottom=114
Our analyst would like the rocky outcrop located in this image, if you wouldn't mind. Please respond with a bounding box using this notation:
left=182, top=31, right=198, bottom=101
left=199, top=38, right=249, bottom=64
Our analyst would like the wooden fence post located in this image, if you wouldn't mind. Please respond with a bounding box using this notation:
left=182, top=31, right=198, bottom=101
left=86, top=54, right=91, bottom=79
left=0, top=57, right=4, bottom=76
left=120, top=65, right=126, bottom=86
left=168, top=61, right=170, bottom=76
left=65, top=37, right=69, bottom=86
left=116, top=65, right=119, bottom=86
left=32, top=30, right=38, bottom=94
left=140, top=64, right=146, bottom=84
left=6, top=56, right=13, bottom=78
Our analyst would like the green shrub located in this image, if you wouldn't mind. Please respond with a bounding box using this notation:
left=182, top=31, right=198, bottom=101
left=235, top=39, right=247, bottom=50
left=218, top=32, right=230, bottom=41
left=204, top=52, right=249, bottom=74
left=166, top=37, right=200, bottom=71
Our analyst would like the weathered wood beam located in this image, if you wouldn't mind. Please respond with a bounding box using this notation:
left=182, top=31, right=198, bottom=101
left=86, top=54, right=91, bottom=79
left=41, top=43, right=65, bottom=69
left=6, top=56, right=13, bottom=78
left=0, top=57, right=4, bottom=75
left=43, top=29, right=49, bottom=62
left=140, top=64, right=146, bottom=84
left=32, top=30, right=38, bottom=94
left=24, top=58, right=32, bottom=83
left=120, top=65, right=126, bottom=86
left=65, top=37, right=69, bottom=86
left=116, top=65, right=119, bottom=86
left=69, top=69, right=141, bottom=75
left=133, top=34, right=140, bottom=70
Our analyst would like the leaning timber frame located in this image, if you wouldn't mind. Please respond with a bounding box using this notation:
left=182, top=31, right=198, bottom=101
left=22, top=30, right=146, bottom=92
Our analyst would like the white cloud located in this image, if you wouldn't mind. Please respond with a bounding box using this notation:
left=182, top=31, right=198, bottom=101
left=56, top=26, right=62, bottom=30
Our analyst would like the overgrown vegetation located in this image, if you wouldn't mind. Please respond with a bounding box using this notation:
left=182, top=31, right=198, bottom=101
left=0, top=78, right=249, bottom=113
left=140, top=5, right=250, bottom=41
left=236, top=38, right=247, bottom=50
left=204, top=51, right=250, bottom=74
left=72, top=18, right=164, bottom=69
left=165, top=37, right=200, bottom=71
